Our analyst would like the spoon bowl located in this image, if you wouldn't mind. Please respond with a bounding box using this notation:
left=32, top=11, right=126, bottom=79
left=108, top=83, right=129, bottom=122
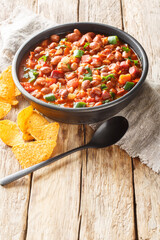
left=0, top=116, right=128, bottom=186
left=88, top=116, right=129, bottom=148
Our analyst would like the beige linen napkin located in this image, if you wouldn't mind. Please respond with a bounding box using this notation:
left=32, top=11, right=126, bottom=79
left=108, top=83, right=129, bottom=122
left=0, top=7, right=160, bottom=173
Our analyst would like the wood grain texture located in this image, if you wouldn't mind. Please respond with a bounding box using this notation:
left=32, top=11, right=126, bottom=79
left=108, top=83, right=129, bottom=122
left=26, top=1, right=84, bottom=239
left=79, top=126, right=135, bottom=239
left=0, top=147, right=31, bottom=240
left=79, top=1, right=135, bottom=239
left=122, top=0, right=160, bottom=238
left=0, top=0, right=37, bottom=22
left=79, top=0, right=122, bottom=28
left=133, top=159, right=160, bottom=240
left=0, top=1, right=37, bottom=239
left=26, top=124, right=84, bottom=239
left=122, top=0, right=160, bottom=85
left=38, top=0, right=78, bottom=23
left=0, top=0, right=159, bottom=239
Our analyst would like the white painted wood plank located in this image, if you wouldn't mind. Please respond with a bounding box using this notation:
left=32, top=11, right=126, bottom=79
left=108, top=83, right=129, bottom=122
left=133, top=159, right=160, bottom=240
left=79, top=127, right=135, bottom=239
left=0, top=0, right=37, bottom=22
left=79, top=0, right=135, bottom=238
left=0, top=1, right=37, bottom=240
left=79, top=0, right=122, bottom=28
left=26, top=1, right=83, bottom=239
left=122, top=0, right=160, bottom=238
left=38, top=0, right=78, bottom=23
left=122, top=0, right=160, bottom=85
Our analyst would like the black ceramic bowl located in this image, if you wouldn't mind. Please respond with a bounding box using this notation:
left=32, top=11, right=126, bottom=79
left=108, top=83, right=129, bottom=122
left=12, top=22, right=148, bottom=124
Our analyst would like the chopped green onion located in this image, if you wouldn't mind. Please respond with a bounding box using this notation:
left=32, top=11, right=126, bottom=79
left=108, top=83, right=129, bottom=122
left=134, top=60, right=139, bottom=65
left=83, top=76, right=93, bottom=81
left=73, top=50, right=84, bottom=58
left=60, top=38, right=67, bottom=42
left=24, top=67, right=29, bottom=72
left=28, top=69, right=39, bottom=83
left=84, top=42, right=90, bottom=49
left=95, top=65, right=107, bottom=70
left=67, top=63, right=71, bottom=70
left=38, top=52, right=49, bottom=62
left=122, top=46, right=130, bottom=53
left=102, top=74, right=115, bottom=82
left=110, top=91, right=115, bottom=99
left=74, top=102, right=87, bottom=108
left=108, top=36, right=119, bottom=44
left=48, top=103, right=63, bottom=107
left=55, top=44, right=67, bottom=50
left=127, top=57, right=139, bottom=65
left=23, top=73, right=29, bottom=78
left=84, top=73, right=91, bottom=78
left=59, top=82, right=61, bottom=89
left=101, top=84, right=108, bottom=90
left=103, top=99, right=110, bottom=103
left=123, top=82, right=134, bottom=91
left=38, top=55, right=47, bottom=62
left=43, top=93, right=56, bottom=101
left=85, top=66, right=92, bottom=75
left=83, top=67, right=92, bottom=79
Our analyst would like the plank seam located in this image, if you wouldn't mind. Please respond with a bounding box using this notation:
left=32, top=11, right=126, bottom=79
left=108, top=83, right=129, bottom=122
left=120, top=3, right=136, bottom=238
left=132, top=159, right=139, bottom=240
left=23, top=173, right=33, bottom=240
left=83, top=124, right=88, bottom=171
left=120, top=0, right=124, bottom=30
left=77, top=0, right=80, bottom=22
left=33, top=0, right=37, bottom=12
left=24, top=2, right=38, bottom=239
left=78, top=161, right=83, bottom=217
left=77, top=214, right=82, bottom=240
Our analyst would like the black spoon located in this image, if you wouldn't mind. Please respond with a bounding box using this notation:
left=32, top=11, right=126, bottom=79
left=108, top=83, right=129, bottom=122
left=0, top=116, right=128, bottom=186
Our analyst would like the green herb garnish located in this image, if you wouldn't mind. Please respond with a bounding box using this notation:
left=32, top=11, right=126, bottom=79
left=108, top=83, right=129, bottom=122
left=102, top=74, right=115, bottom=82
left=59, top=82, right=62, bottom=89
left=83, top=66, right=92, bottom=80
left=85, top=66, right=92, bottom=76
left=123, top=82, right=134, bottom=91
left=74, top=102, right=87, bottom=108
left=24, top=67, right=29, bottom=72
left=122, top=46, right=130, bottom=53
left=60, top=38, right=67, bottom=42
left=28, top=69, right=39, bottom=83
left=55, top=44, right=67, bottom=50
left=83, top=73, right=92, bottom=78
left=67, top=63, right=71, bottom=70
left=23, top=69, right=39, bottom=82
left=101, top=84, right=108, bottom=90
left=38, top=52, right=49, bottom=62
left=103, top=99, right=110, bottom=103
left=38, top=55, right=47, bottom=62
left=127, top=57, right=139, bottom=65
left=108, top=36, right=119, bottom=44
left=83, top=76, right=93, bottom=81
left=95, top=65, right=107, bottom=70
left=73, top=50, right=84, bottom=58
left=23, top=73, right=29, bottom=78
left=84, top=42, right=90, bottom=49
left=43, top=93, right=56, bottom=101
left=110, top=91, right=115, bottom=99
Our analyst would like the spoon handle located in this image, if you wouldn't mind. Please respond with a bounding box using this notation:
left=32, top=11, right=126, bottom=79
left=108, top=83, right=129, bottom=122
left=0, top=145, right=87, bottom=186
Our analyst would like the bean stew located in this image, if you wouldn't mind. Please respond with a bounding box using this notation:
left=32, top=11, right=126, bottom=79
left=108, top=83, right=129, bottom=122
left=19, top=29, right=142, bottom=108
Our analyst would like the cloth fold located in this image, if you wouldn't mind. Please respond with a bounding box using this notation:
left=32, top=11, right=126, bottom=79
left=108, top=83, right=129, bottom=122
left=0, top=7, right=159, bottom=173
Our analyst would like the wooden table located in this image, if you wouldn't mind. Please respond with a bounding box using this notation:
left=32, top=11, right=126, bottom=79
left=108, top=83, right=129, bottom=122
left=0, top=0, right=160, bottom=239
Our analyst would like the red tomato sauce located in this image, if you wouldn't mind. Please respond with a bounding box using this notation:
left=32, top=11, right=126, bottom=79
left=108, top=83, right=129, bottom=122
left=19, top=29, right=142, bottom=108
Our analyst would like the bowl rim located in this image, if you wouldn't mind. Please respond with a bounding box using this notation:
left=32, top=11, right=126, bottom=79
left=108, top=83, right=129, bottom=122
left=12, top=22, right=149, bottom=113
